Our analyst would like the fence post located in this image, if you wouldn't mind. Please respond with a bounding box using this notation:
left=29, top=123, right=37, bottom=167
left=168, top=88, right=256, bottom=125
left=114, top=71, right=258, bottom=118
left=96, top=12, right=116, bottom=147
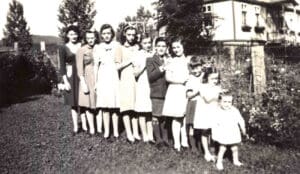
left=40, top=41, right=46, bottom=52
left=251, top=43, right=266, bottom=96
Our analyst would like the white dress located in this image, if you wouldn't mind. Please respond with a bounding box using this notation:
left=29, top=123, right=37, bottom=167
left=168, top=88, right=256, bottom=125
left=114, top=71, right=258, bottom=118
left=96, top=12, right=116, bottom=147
left=133, top=50, right=153, bottom=113
left=93, top=41, right=121, bottom=109
left=162, top=56, right=189, bottom=117
left=212, top=106, right=245, bottom=145
left=193, top=84, right=221, bottom=129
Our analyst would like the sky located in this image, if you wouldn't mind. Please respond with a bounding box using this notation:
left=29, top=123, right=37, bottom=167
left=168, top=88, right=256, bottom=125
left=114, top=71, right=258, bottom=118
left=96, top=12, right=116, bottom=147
left=0, top=0, right=156, bottom=39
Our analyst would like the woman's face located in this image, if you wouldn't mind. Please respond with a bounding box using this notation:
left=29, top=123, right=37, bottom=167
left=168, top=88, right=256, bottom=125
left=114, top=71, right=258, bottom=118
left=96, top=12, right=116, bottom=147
left=171, top=41, right=184, bottom=57
left=141, top=37, right=152, bottom=52
left=101, top=28, right=113, bottom=43
left=67, top=30, right=78, bottom=43
left=155, top=41, right=167, bottom=56
left=208, top=73, right=219, bottom=85
left=85, top=32, right=96, bottom=47
left=125, top=29, right=136, bottom=45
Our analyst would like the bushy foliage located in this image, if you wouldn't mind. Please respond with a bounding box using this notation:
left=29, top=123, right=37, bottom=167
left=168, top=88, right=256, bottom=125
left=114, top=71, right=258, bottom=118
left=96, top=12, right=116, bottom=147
left=156, top=0, right=213, bottom=54
left=0, top=52, right=58, bottom=106
left=199, top=45, right=300, bottom=149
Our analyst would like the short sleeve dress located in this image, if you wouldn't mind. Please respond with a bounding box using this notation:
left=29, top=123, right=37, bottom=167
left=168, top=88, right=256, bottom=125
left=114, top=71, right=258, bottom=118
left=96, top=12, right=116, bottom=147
left=133, top=50, right=153, bottom=113
left=93, top=41, right=121, bottom=109
left=193, top=84, right=222, bottom=129
left=59, top=44, right=80, bottom=106
left=76, top=45, right=96, bottom=109
left=211, top=106, right=245, bottom=145
left=116, top=44, right=139, bottom=113
left=162, top=56, right=189, bottom=117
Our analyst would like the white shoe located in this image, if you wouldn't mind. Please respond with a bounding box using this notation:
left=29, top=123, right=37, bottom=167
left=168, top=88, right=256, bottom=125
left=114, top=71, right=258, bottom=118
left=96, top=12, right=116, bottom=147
left=233, top=161, right=243, bottom=167
left=216, top=162, right=224, bottom=170
left=204, top=154, right=216, bottom=162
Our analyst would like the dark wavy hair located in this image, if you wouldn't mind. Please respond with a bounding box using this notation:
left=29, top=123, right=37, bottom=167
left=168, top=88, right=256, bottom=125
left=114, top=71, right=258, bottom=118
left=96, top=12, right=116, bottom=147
left=64, top=25, right=80, bottom=43
left=168, top=36, right=186, bottom=57
left=154, top=37, right=167, bottom=46
left=99, top=24, right=115, bottom=42
left=83, top=30, right=99, bottom=45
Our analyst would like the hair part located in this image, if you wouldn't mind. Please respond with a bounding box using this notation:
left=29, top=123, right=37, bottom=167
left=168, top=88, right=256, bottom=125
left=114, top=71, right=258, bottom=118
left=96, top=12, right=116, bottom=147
left=99, top=24, right=115, bottom=42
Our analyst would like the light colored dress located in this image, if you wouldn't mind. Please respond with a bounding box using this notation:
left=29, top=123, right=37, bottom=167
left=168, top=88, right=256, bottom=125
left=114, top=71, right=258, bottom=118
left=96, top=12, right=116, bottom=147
left=133, top=50, right=153, bottom=113
left=212, top=106, right=245, bottom=145
left=116, top=44, right=139, bottom=112
left=162, top=56, right=189, bottom=117
left=76, top=45, right=96, bottom=109
left=193, top=84, right=222, bottom=129
left=93, top=41, right=121, bottom=109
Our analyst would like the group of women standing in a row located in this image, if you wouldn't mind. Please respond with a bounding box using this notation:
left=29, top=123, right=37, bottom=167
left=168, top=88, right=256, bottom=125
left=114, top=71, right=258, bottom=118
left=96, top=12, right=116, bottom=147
left=59, top=24, right=246, bottom=170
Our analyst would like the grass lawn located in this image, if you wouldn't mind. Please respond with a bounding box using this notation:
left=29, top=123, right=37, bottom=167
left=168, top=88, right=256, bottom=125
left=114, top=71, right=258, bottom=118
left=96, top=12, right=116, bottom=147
left=0, top=95, right=299, bottom=174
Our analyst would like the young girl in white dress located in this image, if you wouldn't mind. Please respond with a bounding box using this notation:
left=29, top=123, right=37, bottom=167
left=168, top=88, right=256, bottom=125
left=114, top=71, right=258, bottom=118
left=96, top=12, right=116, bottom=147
left=194, top=69, right=221, bottom=161
left=133, top=34, right=154, bottom=142
left=212, top=92, right=246, bottom=170
left=116, top=25, right=139, bottom=143
left=94, top=24, right=121, bottom=139
left=162, top=37, right=189, bottom=151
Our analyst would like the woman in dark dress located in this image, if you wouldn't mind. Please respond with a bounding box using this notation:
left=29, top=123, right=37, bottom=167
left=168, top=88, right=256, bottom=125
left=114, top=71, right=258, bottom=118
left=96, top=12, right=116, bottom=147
left=59, top=25, right=86, bottom=133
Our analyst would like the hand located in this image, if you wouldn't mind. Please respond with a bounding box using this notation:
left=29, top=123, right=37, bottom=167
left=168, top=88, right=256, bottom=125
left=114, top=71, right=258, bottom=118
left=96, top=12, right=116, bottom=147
left=81, top=81, right=89, bottom=94
left=64, top=81, right=71, bottom=91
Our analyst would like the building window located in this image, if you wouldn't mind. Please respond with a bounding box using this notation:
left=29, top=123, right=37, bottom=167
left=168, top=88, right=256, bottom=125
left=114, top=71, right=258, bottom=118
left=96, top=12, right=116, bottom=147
left=256, top=13, right=259, bottom=26
left=207, top=5, right=211, bottom=12
left=242, top=11, right=247, bottom=25
left=202, top=6, right=206, bottom=12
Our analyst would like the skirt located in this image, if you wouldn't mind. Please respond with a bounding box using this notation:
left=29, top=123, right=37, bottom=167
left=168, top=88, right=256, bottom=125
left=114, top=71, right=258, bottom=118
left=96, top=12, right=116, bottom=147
left=185, top=100, right=197, bottom=125
left=151, top=98, right=164, bottom=117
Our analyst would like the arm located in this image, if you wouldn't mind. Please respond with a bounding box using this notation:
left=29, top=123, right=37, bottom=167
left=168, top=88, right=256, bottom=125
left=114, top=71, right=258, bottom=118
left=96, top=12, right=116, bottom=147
left=76, top=48, right=89, bottom=94
left=58, top=46, right=71, bottom=90
left=146, top=58, right=165, bottom=83
left=237, top=110, right=246, bottom=136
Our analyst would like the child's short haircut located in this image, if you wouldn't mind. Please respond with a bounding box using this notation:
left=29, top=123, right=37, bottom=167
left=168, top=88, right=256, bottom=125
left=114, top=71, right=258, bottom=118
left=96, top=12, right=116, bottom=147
left=154, top=37, right=167, bottom=46
left=189, top=55, right=205, bottom=68
left=219, top=90, right=233, bottom=100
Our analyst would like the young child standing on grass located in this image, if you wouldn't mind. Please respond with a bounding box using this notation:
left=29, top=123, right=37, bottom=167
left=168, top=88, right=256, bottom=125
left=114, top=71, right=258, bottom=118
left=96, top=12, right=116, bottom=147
left=133, top=34, right=154, bottom=143
left=193, top=69, right=221, bottom=161
left=185, top=56, right=205, bottom=152
left=212, top=92, right=246, bottom=170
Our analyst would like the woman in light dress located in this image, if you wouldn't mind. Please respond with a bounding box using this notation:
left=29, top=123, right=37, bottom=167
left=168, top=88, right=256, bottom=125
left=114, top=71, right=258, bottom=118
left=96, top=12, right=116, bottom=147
left=162, top=37, right=189, bottom=151
left=94, top=24, right=121, bottom=139
left=76, top=30, right=98, bottom=135
left=133, top=34, right=154, bottom=142
left=116, top=25, right=140, bottom=143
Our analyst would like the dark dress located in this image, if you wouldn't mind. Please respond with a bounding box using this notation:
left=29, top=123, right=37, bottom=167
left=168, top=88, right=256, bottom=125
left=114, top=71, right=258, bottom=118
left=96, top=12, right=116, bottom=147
left=59, top=45, right=79, bottom=106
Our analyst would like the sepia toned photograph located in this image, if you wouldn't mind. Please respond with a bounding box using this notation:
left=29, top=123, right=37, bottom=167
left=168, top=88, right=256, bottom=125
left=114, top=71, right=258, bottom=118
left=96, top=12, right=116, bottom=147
left=0, top=0, right=299, bottom=173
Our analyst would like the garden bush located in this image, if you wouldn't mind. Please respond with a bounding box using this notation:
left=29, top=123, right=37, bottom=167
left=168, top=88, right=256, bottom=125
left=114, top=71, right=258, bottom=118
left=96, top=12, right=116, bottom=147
left=0, top=51, right=58, bottom=106
left=198, top=45, right=300, bottom=149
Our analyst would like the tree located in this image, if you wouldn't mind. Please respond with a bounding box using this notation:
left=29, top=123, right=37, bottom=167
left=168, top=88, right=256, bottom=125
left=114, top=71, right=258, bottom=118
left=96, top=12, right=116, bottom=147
left=156, top=0, right=214, bottom=54
left=116, top=6, right=155, bottom=42
left=58, top=0, right=96, bottom=41
left=3, top=0, right=32, bottom=54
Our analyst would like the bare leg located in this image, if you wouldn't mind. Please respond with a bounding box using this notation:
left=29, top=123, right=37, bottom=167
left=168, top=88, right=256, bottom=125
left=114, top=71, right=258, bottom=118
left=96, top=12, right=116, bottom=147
left=216, top=145, right=226, bottom=170
left=172, top=118, right=181, bottom=151
left=103, top=110, right=110, bottom=138
left=86, top=109, right=95, bottom=135
left=180, top=117, right=188, bottom=147
left=146, top=116, right=154, bottom=142
left=139, top=115, right=148, bottom=142
left=71, top=107, right=78, bottom=132
left=122, top=113, right=134, bottom=142
left=112, top=111, right=119, bottom=137
left=96, top=109, right=102, bottom=133
left=231, top=145, right=243, bottom=166
left=202, top=135, right=214, bottom=161
left=132, top=116, right=141, bottom=140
